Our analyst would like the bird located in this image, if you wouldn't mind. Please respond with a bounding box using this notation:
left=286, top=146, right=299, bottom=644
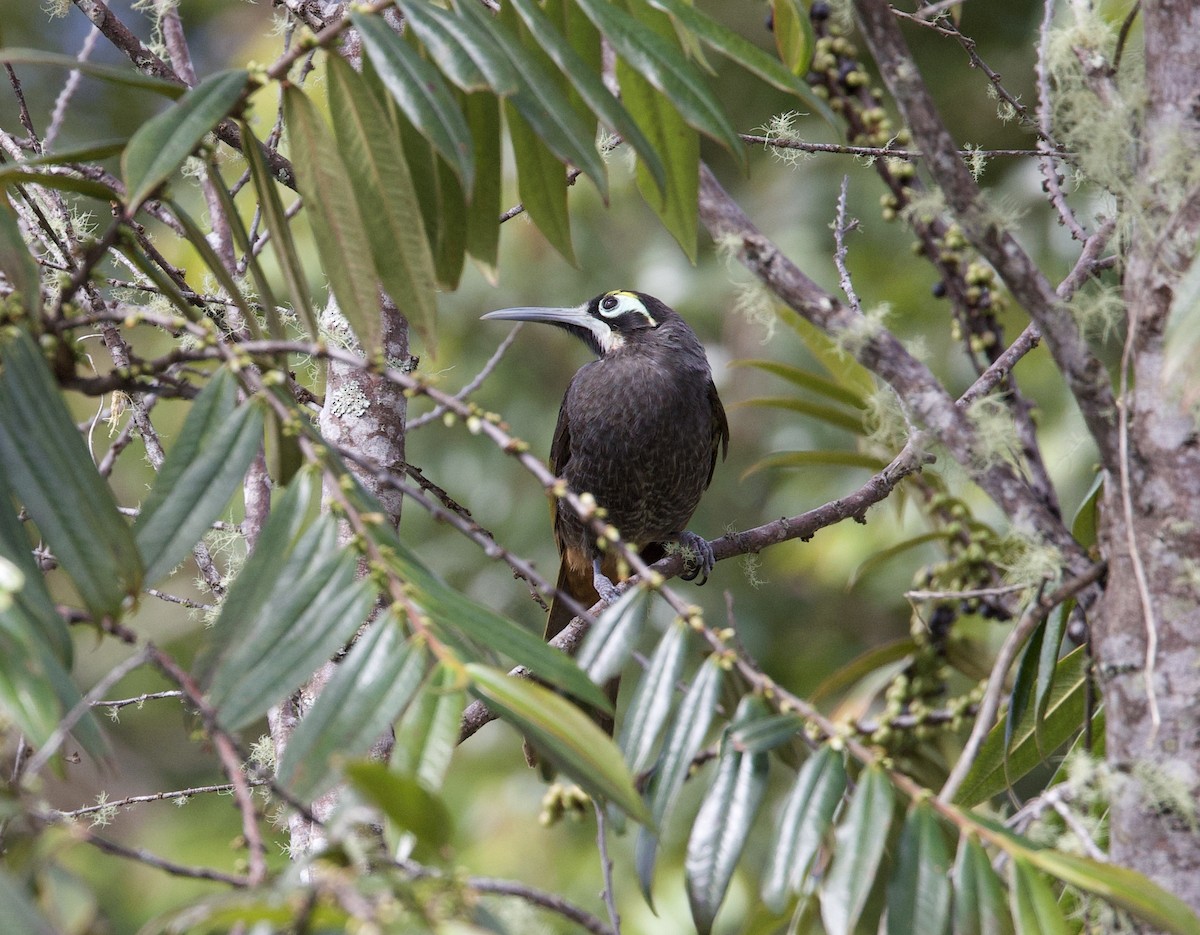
left=483, top=290, right=729, bottom=734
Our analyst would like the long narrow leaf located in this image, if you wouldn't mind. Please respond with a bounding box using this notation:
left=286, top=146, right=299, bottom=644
left=618, top=619, right=688, bottom=775
left=278, top=615, right=429, bottom=801
left=1010, top=859, right=1068, bottom=935
left=821, top=765, right=895, bottom=935
left=0, top=194, right=41, bottom=317
left=0, top=49, right=183, bottom=97
left=953, top=836, right=1015, bottom=935
left=506, top=102, right=575, bottom=264
left=239, top=121, right=317, bottom=341
left=459, top=0, right=608, bottom=199
left=577, top=586, right=651, bottom=685
left=393, top=0, right=518, bottom=94
left=326, top=55, right=439, bottom=353
left=123, top=69, right=249, bottom=209
left=354, top=13, right=474, bottom=192
left=637, top=655, right=724, bottom=899
left=283, top=85, right=382, bottom=359
left=134, top=369, right=264, bottom=585
left=615, top=15, right=699, bottom=260
left=574, top=0, right=743, bottom=161
left=467, top=664, right=649, bottom=822
left=685, top=697, right=770, bottom=935
left=365, top=522, right=608, bottom=710
left=394, top=663, right=466, bottom=790
left=0, top=330, right=142, bottom=619
left=761, top=746, right=848, bottom=912
left=887, top=803, right=952, bottom=935
left=507, top=0, right=666, bottom=192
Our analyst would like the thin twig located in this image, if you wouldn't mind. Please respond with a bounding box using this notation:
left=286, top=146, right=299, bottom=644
left=23, top=648, right=153, bottom=779
left=47, top=779, right=266, bottom=820
left=93, top=690, right=185, bottom=710
left=832, top=176, right=863, bottom=314
left=409, top=324, right=523, bottom=430
left=594, top=802, right=621, bottom=935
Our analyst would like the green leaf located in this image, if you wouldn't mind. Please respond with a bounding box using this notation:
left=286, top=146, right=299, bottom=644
left=467, top=663, right=649, bottom=822
left=729, top=712, right=804, bottom=754
left=1035, top=604, right=1069, bottom=720
left=506, top=101, right=576, bottom=264
left=353, top=12, right=474, bottom=192
left=201, top=479, right=378, bottom=730
left=122, top=69, right=249, bottom=210
left=7, top=138, right=128, bottom=168
left=1010, top=859, right=1068, bottom=935
left=0, top=474, right=71, bottom=663
left=433, top=155, right=468, bottom=292
left=0, top=629, right=63, bottom=749
left=821, top=765, right=895, bottom=935
left=618, top=619, right=688, bottom=775
left=954, top=646, right=1088, bottom=807
left=739, top=396, right=864, bottom=433
left=134, top=370, right=263, bottom=586
left=848, top=534, right=947, bottom=589
left=1070, top=470, right=1103, bottom=550
left=0, top=194, right=41, bottom=318
left=278, top=615, right=429, bottom=802
left=0, top=870, right=58, bottom=935
left=577, top=586, right=651, bottom=685
left=240, top=121, right=318, bottom=342
left=770, top=0, right=816, bottom=75
left=647, top=0, right=814, bottom=97
left=887, top=803, right=952, bottom=935
left=731, top=359, right=866, bottom=408
left=616, top=18, right=699, bottom=260
left=366, top=522, right=609, bottom=710
left=394, top=0, right=518, bottom=94
left=390, top=95, right=442, bottom=276
left=165, top=198, right=261, bottom=339
left=203, top=162, right=284, bottom=343
left=0, top=168, right=119, bottom=201
left=463, top=92, right=502, bottom=278
left=394, top=663, right=466, bottom=790
left=953, top=836, right=1014, bottom=935
left=1024, top=849, right=1200, bottom=935
left=345, top=762, right=453, bottom=856
left=0, top=330, right=142, bottom=619
left=326, top=55, right=439, bottom=354
left=686, top=696, right=771, bottom=935
left=461, top=0, right=608, bottom=200
left=743, top=450, right=887, bottom=478
left=282, top=85, right=383, bottom=359
left=637, top=655, right=724, bottom=899
left=507, top=0, right=667, bottom=193
left=574, top=0, right=743, bottom=161
left=0, top=48, right=183, bottom=97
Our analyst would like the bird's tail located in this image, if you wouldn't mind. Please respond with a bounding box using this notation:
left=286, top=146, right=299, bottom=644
left=524, top=558, right=619, bottom=770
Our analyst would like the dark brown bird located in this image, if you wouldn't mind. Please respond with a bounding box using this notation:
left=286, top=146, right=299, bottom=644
left=483, top=289, right=729, bottom=656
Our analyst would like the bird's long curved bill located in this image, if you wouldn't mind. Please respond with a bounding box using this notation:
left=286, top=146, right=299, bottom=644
left=481, top=305, right=591, bottom=326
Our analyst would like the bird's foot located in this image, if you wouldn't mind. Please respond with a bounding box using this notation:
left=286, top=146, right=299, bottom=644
left=676, top=531, right=715, bottom=585
left=592, top=558, right=622, bottom=605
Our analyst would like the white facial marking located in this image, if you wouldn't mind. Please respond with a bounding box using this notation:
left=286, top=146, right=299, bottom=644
left=597, top=291, right=657, bottom=325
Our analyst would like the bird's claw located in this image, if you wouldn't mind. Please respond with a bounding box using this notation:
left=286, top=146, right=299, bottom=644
left=677, top=531, right=715, bottom=585
left=592, top=559, right=622, bottom=605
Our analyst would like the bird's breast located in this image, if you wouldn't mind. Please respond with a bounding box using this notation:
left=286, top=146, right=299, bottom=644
left=559, top=355, right=716, bottom=547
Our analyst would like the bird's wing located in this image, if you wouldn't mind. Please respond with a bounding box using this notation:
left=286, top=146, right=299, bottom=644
left=549, top=395, right=572, bottom=476
left=706, top=378, right=730, bottom=487
left=548, top=395, right=573, bottom=559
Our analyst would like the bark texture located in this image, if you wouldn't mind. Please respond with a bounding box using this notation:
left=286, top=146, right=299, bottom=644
left=1094, top=0, right=1200, bottom=915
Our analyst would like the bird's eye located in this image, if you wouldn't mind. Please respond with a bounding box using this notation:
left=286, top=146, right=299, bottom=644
left=601, top=296, right=619, bottom=312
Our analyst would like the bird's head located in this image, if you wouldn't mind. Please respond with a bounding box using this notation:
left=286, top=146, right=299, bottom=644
left=482, top=290, right=675, bottom=357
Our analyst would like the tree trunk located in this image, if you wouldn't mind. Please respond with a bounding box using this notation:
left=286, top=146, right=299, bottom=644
left=1094, top=0, right=1200, bottom=916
